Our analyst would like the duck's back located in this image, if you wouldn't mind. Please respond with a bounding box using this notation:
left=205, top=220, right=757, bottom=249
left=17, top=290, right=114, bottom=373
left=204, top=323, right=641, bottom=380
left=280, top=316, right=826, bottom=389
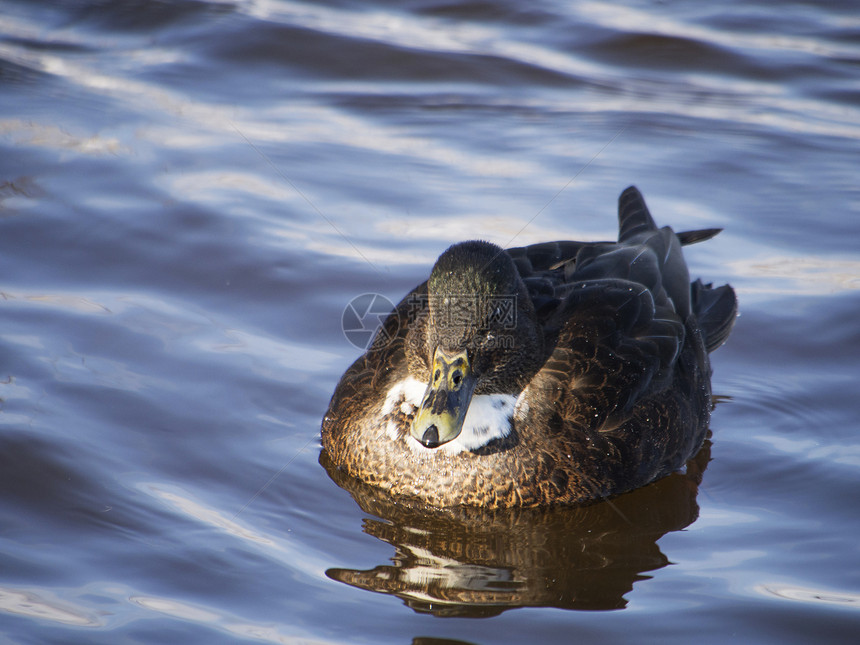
left=508, top=186, right=736, bottom=354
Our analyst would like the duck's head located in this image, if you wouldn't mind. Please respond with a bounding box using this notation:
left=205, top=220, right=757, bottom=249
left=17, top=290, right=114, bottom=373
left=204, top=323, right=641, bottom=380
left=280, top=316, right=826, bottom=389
left=405, top=241, right=544, bottom=448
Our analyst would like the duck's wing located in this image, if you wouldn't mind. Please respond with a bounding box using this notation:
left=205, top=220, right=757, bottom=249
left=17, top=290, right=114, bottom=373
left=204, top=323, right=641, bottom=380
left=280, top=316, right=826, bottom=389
left=531, top=188, right=701, bottom=430
left=532, top=186, right=737, bottom=431
left=507, top=241, right=589, bottom=276
left=534, top=276, right=685, bottom=433
left=505, top=242, right=588, bottom=324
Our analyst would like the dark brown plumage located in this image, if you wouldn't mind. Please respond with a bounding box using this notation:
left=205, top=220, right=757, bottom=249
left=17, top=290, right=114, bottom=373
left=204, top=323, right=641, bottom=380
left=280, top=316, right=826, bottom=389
left=322, top=186, right=736, bottom=508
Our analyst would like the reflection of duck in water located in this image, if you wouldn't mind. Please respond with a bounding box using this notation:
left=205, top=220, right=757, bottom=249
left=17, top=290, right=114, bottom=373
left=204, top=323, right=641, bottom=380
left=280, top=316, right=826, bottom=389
left=323, top=187, right=736, bottom=508
left=322, top=441, right=712, bottom=615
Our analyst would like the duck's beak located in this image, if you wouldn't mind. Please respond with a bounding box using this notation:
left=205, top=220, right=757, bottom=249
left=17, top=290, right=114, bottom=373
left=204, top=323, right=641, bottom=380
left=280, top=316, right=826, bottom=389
left=410, top=347, right=476, bottom=448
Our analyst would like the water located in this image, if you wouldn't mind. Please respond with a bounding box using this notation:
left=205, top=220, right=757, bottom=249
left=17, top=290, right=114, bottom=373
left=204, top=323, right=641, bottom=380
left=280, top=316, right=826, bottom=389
left=1, top=0, right=858, bottom=642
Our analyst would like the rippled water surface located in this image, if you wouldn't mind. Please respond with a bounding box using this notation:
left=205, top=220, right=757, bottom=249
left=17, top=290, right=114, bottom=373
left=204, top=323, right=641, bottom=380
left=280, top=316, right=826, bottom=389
left=1, top=1, right=859, bottom=643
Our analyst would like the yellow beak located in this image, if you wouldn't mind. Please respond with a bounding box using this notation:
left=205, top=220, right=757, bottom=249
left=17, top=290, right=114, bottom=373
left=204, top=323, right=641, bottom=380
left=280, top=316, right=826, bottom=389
left=410, top=347, right=476, bottom=448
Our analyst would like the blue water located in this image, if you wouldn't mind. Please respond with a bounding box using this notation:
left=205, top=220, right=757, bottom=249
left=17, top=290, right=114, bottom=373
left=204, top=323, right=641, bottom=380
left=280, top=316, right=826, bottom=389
left=1, top=0, right=858, bottom=643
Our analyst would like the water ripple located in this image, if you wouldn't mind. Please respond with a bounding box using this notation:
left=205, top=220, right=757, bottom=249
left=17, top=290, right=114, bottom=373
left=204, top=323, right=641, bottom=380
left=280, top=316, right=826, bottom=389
left=0, top=587, right=102, bottom=627
left=757, top=584, right=860, bottom=609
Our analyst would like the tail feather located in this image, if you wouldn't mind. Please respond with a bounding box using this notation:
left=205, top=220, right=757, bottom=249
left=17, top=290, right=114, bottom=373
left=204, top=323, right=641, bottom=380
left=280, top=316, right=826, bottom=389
left=678, top=228, right=723, bottom=246
left=692, top=279, right=738, bottom=352
left=617, top=186, right=657, bottom=242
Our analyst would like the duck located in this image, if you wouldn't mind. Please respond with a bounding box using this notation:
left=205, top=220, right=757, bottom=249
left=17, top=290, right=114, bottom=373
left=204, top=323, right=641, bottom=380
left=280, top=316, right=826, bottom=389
left=322, top=186, right=737, bottom=508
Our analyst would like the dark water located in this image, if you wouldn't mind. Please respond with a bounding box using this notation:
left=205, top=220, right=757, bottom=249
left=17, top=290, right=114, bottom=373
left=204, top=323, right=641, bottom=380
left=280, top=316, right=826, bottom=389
left=1, top=0, right=858, bottom=642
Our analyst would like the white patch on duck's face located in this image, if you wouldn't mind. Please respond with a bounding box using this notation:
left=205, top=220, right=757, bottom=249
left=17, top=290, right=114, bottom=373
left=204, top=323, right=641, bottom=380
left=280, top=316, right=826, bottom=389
left=452, top=393, right=516, bottom=452
left=381, top=376, right=426, bottom=416
left=382, top=377, right=516, bottom=455
left=381, top=376, right=425, bottom=441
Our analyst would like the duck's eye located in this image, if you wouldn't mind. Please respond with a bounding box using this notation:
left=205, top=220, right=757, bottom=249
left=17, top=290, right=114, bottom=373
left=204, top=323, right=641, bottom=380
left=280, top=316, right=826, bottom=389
left=452, top=371, right=462, bottom=387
